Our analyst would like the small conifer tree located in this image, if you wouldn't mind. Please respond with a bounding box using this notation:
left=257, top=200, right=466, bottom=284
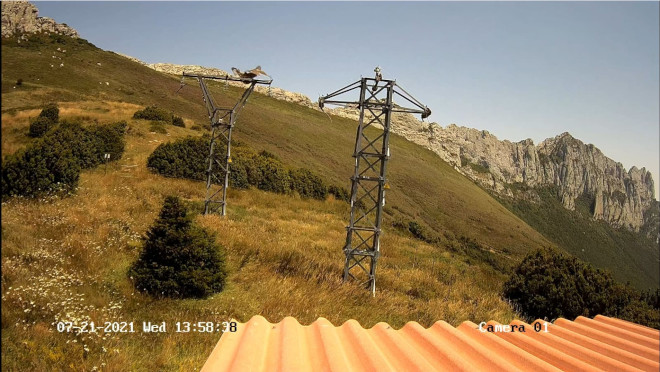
left=129, top=196, right=227, bottom=298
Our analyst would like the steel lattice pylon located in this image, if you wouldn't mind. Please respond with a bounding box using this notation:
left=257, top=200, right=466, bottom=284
left=319, top=68, right=431, bottom=295
left=182, top=72, right=272, bottom=215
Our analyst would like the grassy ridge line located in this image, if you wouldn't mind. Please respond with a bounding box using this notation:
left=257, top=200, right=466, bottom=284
left=1, top=34, right=554, bottom=261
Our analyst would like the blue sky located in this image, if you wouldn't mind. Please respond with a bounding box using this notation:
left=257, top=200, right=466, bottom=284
left=35, top=1, right=660, bottom=197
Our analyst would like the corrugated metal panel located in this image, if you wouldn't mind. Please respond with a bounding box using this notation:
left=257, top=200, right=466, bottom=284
left=201, top=314, right=660, bottom=372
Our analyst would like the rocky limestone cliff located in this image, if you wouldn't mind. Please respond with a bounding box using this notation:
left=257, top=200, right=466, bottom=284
left=398, top=120, right=657, bottom=232
left=109, top=55, right=658, bottom=234
left=1, top=1, right=78, bottom=39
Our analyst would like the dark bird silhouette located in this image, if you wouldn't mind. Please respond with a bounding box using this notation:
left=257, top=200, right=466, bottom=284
left=231, top=66, right=270, bottom=82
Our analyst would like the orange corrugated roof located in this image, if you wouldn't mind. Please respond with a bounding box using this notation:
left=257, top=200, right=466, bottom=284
left=201, top=314, right=660, bottom=372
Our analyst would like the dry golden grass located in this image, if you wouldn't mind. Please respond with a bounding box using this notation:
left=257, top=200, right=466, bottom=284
left=2, top=101, right=517, bottom=371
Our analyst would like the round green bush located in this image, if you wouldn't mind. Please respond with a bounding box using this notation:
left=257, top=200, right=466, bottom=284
left=2, top=130, right=80, bottom=197
left=503, top=248, right=660, bottom=329
left=129, top=196, right=227, bottom=298
left=147, top=136, right=208, bottom=181
left=503, top=249, right=617, bottom=320
left=253, top=156, right=291, bottom=194
left=133, top=105, right=170, bottom=122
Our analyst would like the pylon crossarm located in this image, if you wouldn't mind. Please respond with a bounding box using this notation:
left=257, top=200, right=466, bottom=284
left=320, top=100, right=359, bottom=107
left=319, top=80, right=362, bottom=102
left=391, top=107, right=430, bottom=115
left=183, top=72, right=272, bottom=85
left=392, top=83, right=427, bottom=111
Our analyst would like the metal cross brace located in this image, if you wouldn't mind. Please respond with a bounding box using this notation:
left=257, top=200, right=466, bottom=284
left=319, top=69, right=431, bottom=295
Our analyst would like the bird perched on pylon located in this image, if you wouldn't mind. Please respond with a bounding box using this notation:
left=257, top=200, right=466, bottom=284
left=231, top=66, right=270, bottom=82
left=373, top=66, right=383, bottom=92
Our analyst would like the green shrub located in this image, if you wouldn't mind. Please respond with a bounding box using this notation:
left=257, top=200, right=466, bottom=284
left=172, top=116, right=185, bottom=128
left=129, top=196, right=227, bottom=298
left=328, top=185, right=351, bottom=202
left=289, top=168, right=328, bottom=200
left=147, top=136, right=208, bottom=181
left=504, top=249, right=618, bottom=320
left=258, top=150, right=279, bottom=161
left=28, top=103, right=60, bottom=137
left=133, top=106, right=170, bottom=122
left=408, top=221, right=428, bottom=241
left=134, top=106, right=185, bottom=128
left=39, top=103, right=59, bottom=123
left=191, top=125, right=203, bottom=131
left=89, top=121, right=127, bottom=163
left=2, top=135, right=80, bottom=197
left=148, top=136, right=333, bottom=198
left=503, top=249, right=660, bottom=328
left=29, top=116, right=54, bottom=138
left=2, top=121, right=126, bottom=197
left=149, top=121, right=168, bottom=134
left=251, top=156, right=291, bottom=194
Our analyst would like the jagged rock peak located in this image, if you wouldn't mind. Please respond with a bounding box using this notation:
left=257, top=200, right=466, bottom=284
left=1, top=1, right=79, bottom=39
left=391, top=116, right=656, bottom=234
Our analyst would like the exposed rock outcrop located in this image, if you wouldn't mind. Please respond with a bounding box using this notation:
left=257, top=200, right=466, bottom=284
left=1, top=1, right=78, bottom=39
left=399, top=120, right=656, bottom=232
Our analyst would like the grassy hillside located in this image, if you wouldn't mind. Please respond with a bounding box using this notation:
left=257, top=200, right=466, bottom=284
left=1, top=32, right=553, bottom=259
left=0, top=33, right=560, bottom=370
left=0, top=99, right=521, bottom=370
left=497, top=187, right=660, bottom=291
